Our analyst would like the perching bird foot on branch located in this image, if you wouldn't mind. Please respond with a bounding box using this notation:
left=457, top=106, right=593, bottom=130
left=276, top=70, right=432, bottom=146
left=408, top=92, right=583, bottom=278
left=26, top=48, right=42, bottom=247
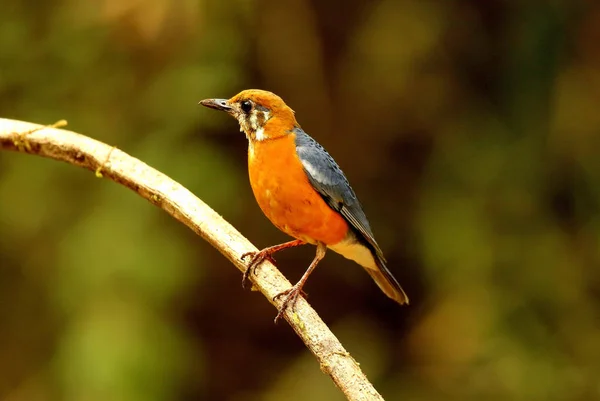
left=201, top=90, right=409, bottom=322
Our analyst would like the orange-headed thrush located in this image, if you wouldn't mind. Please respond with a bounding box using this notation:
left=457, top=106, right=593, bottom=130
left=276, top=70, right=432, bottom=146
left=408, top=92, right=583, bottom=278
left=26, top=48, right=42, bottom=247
left=200, top=90, right=408, bottom=322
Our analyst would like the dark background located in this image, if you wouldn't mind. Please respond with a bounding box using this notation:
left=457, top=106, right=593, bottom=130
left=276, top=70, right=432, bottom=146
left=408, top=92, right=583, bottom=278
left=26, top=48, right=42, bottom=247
left=1, top=0, right=599, bottom=400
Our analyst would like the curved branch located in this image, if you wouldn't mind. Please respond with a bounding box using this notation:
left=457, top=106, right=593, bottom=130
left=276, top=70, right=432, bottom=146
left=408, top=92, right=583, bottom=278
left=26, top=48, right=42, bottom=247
left=0, top=118, right=384, bottom=401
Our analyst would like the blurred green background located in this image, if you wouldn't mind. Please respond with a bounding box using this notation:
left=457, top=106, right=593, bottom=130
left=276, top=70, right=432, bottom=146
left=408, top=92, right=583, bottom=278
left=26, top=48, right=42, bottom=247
left=1, top=0, right=599, bottom=400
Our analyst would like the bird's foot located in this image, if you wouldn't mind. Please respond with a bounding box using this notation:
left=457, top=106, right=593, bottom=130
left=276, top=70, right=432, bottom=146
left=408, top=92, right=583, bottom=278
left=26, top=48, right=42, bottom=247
left=240, top=250, right=276, bottom=289
left=273, top=285, right=307, bottom=324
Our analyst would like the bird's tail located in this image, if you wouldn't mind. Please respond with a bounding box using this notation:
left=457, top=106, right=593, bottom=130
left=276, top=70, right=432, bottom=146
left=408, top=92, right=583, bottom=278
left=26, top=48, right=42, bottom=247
left=367, top=255, right=409, bottom=305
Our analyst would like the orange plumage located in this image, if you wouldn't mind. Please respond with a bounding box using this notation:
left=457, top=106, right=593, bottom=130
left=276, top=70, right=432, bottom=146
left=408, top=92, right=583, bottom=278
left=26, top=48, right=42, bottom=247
left=200, top=89, right=408, bottom=323
left=248, top=130, right=349, bottom=246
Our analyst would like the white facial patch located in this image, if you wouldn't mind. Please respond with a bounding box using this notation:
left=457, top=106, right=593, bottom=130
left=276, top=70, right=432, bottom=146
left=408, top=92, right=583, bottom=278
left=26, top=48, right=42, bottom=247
left=255, top=126, right=266, bottom=141
left=249, top=112, right=259, bottom=131
left=250, top=110, right=271, bottom=141
left=240, top=108, right=271, bottom=141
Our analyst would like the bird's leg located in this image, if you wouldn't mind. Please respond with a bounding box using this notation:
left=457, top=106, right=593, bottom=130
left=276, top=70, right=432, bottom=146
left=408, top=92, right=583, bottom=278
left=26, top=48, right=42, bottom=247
left=273, top=242, right=326, bottom=324
left=241, top=239, right=306, bottom=288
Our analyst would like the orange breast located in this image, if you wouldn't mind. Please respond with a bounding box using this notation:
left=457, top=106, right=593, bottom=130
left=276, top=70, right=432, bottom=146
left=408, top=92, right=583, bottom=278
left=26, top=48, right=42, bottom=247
left=248, top=133, right=349, bottom=245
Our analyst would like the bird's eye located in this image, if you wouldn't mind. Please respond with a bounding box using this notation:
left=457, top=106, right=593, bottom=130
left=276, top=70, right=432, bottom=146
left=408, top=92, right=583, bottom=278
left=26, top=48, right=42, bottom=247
left=241, top=100, right=253, bottom=113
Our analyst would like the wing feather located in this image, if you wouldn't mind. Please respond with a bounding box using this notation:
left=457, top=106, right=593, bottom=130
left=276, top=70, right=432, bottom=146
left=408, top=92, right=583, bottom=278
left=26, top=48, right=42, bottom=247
left=293, top=128, right=408, bottom=304
left=293, top=128, right=385, bottom=261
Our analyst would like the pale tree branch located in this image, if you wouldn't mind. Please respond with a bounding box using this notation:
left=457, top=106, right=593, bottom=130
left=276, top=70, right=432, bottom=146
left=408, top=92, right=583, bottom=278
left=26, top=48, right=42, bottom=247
left=0, top=118, right=385, bottom=401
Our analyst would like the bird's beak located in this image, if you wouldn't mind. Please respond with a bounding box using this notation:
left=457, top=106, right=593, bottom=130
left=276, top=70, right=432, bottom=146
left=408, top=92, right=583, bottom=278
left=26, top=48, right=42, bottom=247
left=199, top=98, right=233, bottom=113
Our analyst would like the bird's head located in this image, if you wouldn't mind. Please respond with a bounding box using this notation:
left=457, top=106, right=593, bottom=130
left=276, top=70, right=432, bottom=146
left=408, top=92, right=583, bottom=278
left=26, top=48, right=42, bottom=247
left=200, top=89, right=297, bottom=142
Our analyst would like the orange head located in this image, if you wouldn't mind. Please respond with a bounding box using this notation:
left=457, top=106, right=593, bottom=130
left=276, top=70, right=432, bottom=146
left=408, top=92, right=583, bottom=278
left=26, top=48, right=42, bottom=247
left=200, top=90, right=298, bottom=142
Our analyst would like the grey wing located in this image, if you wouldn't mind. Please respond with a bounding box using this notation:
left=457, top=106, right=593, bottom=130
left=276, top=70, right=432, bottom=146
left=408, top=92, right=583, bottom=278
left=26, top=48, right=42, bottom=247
left=293, top=128, right=386, bottom=262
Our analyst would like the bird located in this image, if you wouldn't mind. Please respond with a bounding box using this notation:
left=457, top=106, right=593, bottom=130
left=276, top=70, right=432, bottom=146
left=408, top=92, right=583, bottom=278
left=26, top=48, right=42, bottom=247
left=200, top=90, right=408, bottom=322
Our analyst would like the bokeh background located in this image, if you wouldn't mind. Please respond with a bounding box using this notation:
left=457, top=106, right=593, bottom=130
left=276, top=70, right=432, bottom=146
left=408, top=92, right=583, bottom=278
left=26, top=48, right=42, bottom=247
left=1, top=0, right=599, bottom=400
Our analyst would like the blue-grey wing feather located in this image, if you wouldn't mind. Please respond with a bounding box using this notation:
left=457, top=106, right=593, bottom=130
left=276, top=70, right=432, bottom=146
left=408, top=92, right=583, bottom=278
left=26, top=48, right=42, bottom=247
left=293, top=127, right=385, bottom=261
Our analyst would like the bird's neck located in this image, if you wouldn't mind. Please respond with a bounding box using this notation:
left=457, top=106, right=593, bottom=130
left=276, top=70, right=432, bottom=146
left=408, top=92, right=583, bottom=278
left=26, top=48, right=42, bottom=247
left=245, top=117, right=298, bottom=143
left=247, top=123, right=297, bottom=163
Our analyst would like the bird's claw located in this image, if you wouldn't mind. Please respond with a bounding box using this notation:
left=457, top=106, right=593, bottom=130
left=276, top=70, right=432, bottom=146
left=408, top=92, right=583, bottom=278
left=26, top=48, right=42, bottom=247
left=240, top=250, right=276, bottom=289
left=273, top=285, right=307, bottom=324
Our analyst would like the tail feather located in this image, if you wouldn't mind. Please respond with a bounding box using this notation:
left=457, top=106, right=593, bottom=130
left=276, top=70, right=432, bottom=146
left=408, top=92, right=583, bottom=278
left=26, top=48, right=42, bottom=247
left=367, top=256, right=409, bottom=305
left=328, top=238, right=409, bottom=304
